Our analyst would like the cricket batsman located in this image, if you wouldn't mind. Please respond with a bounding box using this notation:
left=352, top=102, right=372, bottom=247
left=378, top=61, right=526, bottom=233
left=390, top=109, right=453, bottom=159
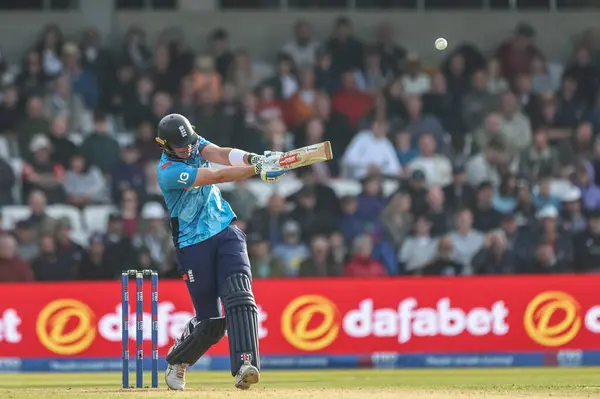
left=155, top=113, right=286, bottom=390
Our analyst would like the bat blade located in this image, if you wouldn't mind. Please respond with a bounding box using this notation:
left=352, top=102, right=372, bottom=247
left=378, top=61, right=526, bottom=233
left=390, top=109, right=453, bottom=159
left=277, top=141, right=333, bottom=171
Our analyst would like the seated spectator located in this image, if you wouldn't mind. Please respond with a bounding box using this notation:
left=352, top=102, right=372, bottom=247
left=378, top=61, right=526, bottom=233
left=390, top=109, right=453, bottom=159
left=272, top=221, right=309, bottom=277
left=314, top=48, right=337, bottom=94
left=55, top=217, right=85, bottom=272
left=374, top=22, right=405, bottom=76
left=81, top=111, right=120, bottom=175
left=356, top=174, right=386, bottom=226
left=563, top=46, right=599, bottom=106
left=329, top=231, right=348, bottom=267
left=32, top=233, right=77, bottom=281
left=299, top=235, right=341, bottom=277
left=291, top=185, right=336, bottom=241
left=492, top=174, right=517, bottom=214
left=135, top=121, right=162, bottom=164
left=514, top=179, right=537, bottom=223
left=450, top=208, right=485, bottom=275
left=109, top=62, right=136, bottom=116
left=23, top=190, right=58, bottom=238
left=406, top=169, right=429, bottom=215
left=79, top=27, right=116, bottom=111
left=192, top=55, right=221, bottom=102
left=401, top=54, right=431, bottom=95
left=533, top=172, right=561, bottom=210
left=0, top=85, right=22, bottom=134
left=209, top=28, right=234, bottom=80
left=311, top=92, right=353, bottom=170
left=443, top=52, right=469, bottom=98
left=573, top=163, right=600, bottom=211
left=226, top=49, right=273, bottom=97
left=343, top=234, right=386, bottom=277
left=143, top=161, right=164, bottom=206
left=420, top=236, right=463, bottom=276
left=407, top=133, right=452, bottom=187
left=288, top=166, right=340, bottom=216
left=120, top=26, right=152, bottom=71
left=472, top=231, right=514, bottom=275
left=339, top=195, right=364, bottom=246
left=119, top=188, right=140, bottom=238
left=341, top=118, right=401, bottom=179
left=404, top=95, right=445, bottom=148
left=498, top=91, right=532, bottom=159
left=0, top=157, right=15, bottom=206
left=22, top=134, right=66, bottom=204
left=48, top=115, right=77, bottom=168
left=472, top=112, right=505, bottom=154
left=222, top=180, right=259, bottom=222
left=263, top=52, right=299, bottom=101
left=462, top=69, right=499, bottom=133
left=574, top=210, right=600, bottom=272
left=17, top=96, right=50, bottom=159
left=385, top=77, right=408, bottom=121
left=381, top=191, right=413, bottom=249
left=256, top=85, right=284, bottom=123
left=133, top=246, right=160, bottom=272
left=472, top=182, right=503, bottom=232
left=79, top=233, right=113, bottom=280
left=326, top=17, right=364, bottom=77
left=111, top=145, right=146, bottom=204
left=525, top=205, right=573, bottom=274
left=248, top=233, right=286, bottom=279
left=426, top=186, right=450, bottom=237
left=519, top=127, right=559, bottom=181
left=561, top=185, right=586, bottom=233
left=122, top=73, right=154, bottom=129
left=149, top=44, right=180, bottom=96
left=285, top=67, right=317, bottom=128
left=487, top=57, right=510, bottom=94
left=398, top=215, right=437, bottom=274
left=282, top=20, right=320, bottom=69
left=43, top=74, right=87, bottom=133
left=16, top=50, right=48, bottom=99
left=496, top=23, right=542, bottom=82
left=62, top=42, right=98, bottom=109
left=12, top=220, right=39, bottom=262
left=514, top=73, right=536, bottom=117
left=444, top=164, right=476, bottom=212
left=552, top=76, right=587, bottom=132
left=263, top=117, right=293, bottom=152
left=332, top=70, right=372, bottom=129
left=422, top=72, right=461, bottom=139
left=530, top=55, right=559, bottom=94
left=65, top=153, right=109, bottom=207
left=394, top=129, right=419, bottom=169
left=357, top=48, right=389, bottom=94
left=36, top=24, right=64, bottom=78
left=172, top=75, right=196, bottom=119
left=133, top=202, right=173, bottom=276
left=561, top=122, right=594, bottom=165
left=467, top=137, right=514, bottom=188
left=248, top=193, right=291, bottom=247
left=0, top=233, right=34, bottom=282
left=101, top=213, right=133, bottom=274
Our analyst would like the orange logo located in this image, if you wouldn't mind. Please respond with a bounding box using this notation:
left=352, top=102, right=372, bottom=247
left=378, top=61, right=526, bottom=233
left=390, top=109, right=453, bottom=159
left=281, top=295, right=340, bottom=351
left=279, top=153, right=299, bottom=167
left=524, top=291, right=581, bottom=347
left=36, top=299, right=97, bottom=355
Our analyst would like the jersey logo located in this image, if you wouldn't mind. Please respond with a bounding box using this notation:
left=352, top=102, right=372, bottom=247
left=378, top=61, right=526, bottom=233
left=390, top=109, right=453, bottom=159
left=178, top=172, right=190, bottom=184
left=178, top=125, right=188, bottom=138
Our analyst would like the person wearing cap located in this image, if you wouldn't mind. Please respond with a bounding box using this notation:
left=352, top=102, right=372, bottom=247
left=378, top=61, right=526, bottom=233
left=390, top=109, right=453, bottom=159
left=133, top=202, right=174, bottom=276
left=272, top=220, right=309, bottom=277
left=574, top=210, right=600, bottom=272
left=561, top=185, right=586, bottom=233
left=406, top=169, right=429, bottom=215
left=22, top=134, right=66, bottom=204
left=472, top=181, right=503, bottom=233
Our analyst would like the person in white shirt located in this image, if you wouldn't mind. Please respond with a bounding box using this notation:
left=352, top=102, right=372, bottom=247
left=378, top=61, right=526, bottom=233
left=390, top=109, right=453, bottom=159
left=401, top=54, right=431, bottom=95
left=450, top=208, right=486, bottom=275
left=399, top=215, right=438, bottom=273
left=407, top=133, right=452, bottom=187
left=341, top=118, right=402, bottom=179
left=282, top=20, right=321, bottom=69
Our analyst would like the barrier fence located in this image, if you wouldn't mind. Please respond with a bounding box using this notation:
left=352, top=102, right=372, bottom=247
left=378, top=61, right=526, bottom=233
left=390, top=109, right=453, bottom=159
left=0, top=275, right=598, bottom=372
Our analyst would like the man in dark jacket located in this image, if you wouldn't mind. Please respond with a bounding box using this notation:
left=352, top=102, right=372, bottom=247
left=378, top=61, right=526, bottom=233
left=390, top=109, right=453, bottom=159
left=574, top=210, right=600, bottom=272
left=0, top=157, right=15, bottom=205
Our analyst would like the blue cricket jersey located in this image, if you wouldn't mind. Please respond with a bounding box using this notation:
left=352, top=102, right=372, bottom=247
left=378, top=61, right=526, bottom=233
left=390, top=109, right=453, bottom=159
left=156, top=137, right=236, bottom=248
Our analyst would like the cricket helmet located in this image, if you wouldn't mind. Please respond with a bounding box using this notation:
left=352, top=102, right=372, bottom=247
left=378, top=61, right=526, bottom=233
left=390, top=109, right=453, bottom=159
left=155, top=113, right=199, bottom=157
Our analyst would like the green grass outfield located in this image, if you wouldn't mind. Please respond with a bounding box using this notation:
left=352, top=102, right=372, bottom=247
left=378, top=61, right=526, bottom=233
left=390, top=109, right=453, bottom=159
left=0, top=368, right=599, bottom=399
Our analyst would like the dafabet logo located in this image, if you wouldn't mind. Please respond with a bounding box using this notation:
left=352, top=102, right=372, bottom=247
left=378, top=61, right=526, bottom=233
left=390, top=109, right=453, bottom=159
left=524, top=291, right=582, bottom=347
left=36, top=299, right=97, bottom=355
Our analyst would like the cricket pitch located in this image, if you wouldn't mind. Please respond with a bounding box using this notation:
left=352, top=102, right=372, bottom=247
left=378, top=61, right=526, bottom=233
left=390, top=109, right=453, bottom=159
left=0, top=368, right=599, bottom=399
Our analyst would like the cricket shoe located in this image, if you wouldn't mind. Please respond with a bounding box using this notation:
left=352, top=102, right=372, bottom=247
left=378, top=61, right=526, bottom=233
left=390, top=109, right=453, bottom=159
left=165, top=342, right=187, bottom=390
left=235, top=360, right=260, bottom=390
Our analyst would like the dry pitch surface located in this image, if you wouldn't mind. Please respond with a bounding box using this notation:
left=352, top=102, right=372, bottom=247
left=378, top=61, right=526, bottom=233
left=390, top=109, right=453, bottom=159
left=0, top=368, right=599, bottom=399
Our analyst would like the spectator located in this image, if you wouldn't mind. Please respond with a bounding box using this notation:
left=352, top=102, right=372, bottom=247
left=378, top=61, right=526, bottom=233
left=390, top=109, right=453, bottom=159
left=111, top=145, right=146, bottom=204
left=0, top=157, right=15, bottom=206
left=150, top=44, right=180, bottom=96
left=209, top=28, right=234, bottom=80
left=381, top=191, right=413, bottom=249
left=289, top=167, right=340, bottom=216
left=79, top=233, right=113, bottom=280
left=312, top=91, right=354, bottom=167
left=450, top=208, right=485, bottom=275
left=151, top=91, right=174, bottom=127
left=407, top=133, right=452, bottom=187
left=467, top=137, right=514, bottom=188
left=110, top=63, right=136, bottom=116
left=285, top=67, right=317, bottom=127
left=248, top=232, right=286, bottom=279
left=496, top=23, right=542, bottom=82
left=326, top=17, right=364, bottom=77
left=282, top=20, right=320, bottom=69
left=574, top=210, right=600, bottom=272
left=133, top=202, right=174, bottom=276
left=134, top=121, right=161, bottom=164
left=525, top=205, right=573, bottom=273
left=472, top=182, right=503, bottom=232
left=55, top=217, right=85, bottom=273
left=422, top=72, right=461, bottom=140
left=290, top=186, right=335, bottom=242
left=143, top=161, right=163, bottom=206
left=227, top=49, right=273, bottom=97
left=561, top=185, right=586, bottom=233
left=406, top=169, right=429, bottom=215
left=398, top=215, right=437, bottom=274
left=515, top=73, right=537, bottom=117
left=420, top=236, right=463, bottom=276
left=486, top=57, right=510, bottom=95
left=16, top=50, right=48, bottom=99
left=573, top=162, right=600, bottom=211
left=122, top=73, right=154, bottom=129
left=563, top=46, right=599, bottom=106
left=81, top=112, right=120, bottom=175
left=23, top=190, right=58, bottom=238
left=331, top=71, right=372, bottom=129
left=530, top=55, right=559, bottom=94
left=358, top=48, right=388, bottom=94
left=514, top=179, right=536, bottom=223
left=299, top=235, right=340, bottom=277
left=342, top=118, right=400, bottom=179
left=0, top=85, right=22, bottom=134
left=12, top=220, right=39, bottom=263
left=443, top=52, right=470, bottom=98
left=518, top=127, right=560, bottom=181
left=394, top=128, right=419, bottom=169
left=314, top=48, right=337, bottom=94
left=62, top=42, right=99, bottom=110
left=101, top=213, right=133, bottom=274
left=65, top=153, right=109, bottom=207
left=472, top=112, right=505, bottom=154
left=533, top=172, right=561, bottom=210
left=47, top=115, right=77, bottom=168
left=401, top=54, right=431, bottom=95
left=374, top=22, right=406, bottom=77
left=356, top=174, right=387, bottom=225
left=32, top=233, right=77, bottom=281
left=17, top=96, right=50, bottom=158
left=121, top=26, right=152, bottom=71
left=222, top=180, right=259, bottom=222
left=444, top=164, right=476, bottom=212
left=343, top=234, right=386, bottom=277
left=492, top=174, right=518, bottom=214
left=339, top=195, right=364, bottom=246
left=405, top=95, right=445, bottom=148
left=79, top=27, right=115, bottom=111
left=43, top=74, right=87, bottom=133
left=462, top=69, right=499, bottom=133
left=498, top=91, right=532, bottom=158
left=0, top=233, right=34, bottom=282
left=36, top=24, right=64, bottom=78
left=248, top=193, right=291, bottom=246
left=22, top=134, right=65, bottom=204
left=133, top=247, right=160, bottom=273
left=192, top=55, right=221, bottom=102
left=472, top=231, right=514, bottom=275
left=272, top=220, right=309, bottom=277
left=426, top=186, right=451, bottom=236
left=119, top=188, right=140, bottom=238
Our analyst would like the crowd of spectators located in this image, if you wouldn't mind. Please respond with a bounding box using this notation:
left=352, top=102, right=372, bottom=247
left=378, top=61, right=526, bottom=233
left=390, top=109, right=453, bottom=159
left=2, top=15, right=600, bottom=282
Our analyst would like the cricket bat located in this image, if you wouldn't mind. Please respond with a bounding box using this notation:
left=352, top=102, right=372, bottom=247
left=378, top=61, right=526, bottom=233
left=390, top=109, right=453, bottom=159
left=276, top=141, right=334, bottom=171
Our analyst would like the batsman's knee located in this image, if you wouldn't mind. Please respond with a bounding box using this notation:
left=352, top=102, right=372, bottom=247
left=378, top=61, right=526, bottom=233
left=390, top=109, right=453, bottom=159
left=166, top=316, right=226, bottom=366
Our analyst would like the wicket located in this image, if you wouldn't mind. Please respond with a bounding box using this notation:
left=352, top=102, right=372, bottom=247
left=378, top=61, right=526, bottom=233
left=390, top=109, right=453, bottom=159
left=121, top=269, right=159, bottom=389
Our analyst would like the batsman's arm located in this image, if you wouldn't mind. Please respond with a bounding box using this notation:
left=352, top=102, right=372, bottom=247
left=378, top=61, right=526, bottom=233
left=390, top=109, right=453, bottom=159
left=200, top=144, right=259, bottom=166
left=191, top=166, right=257, bottom=186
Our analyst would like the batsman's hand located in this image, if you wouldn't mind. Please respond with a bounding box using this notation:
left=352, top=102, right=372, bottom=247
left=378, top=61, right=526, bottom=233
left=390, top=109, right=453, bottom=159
left=252, top=157, right=287, bottom=183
